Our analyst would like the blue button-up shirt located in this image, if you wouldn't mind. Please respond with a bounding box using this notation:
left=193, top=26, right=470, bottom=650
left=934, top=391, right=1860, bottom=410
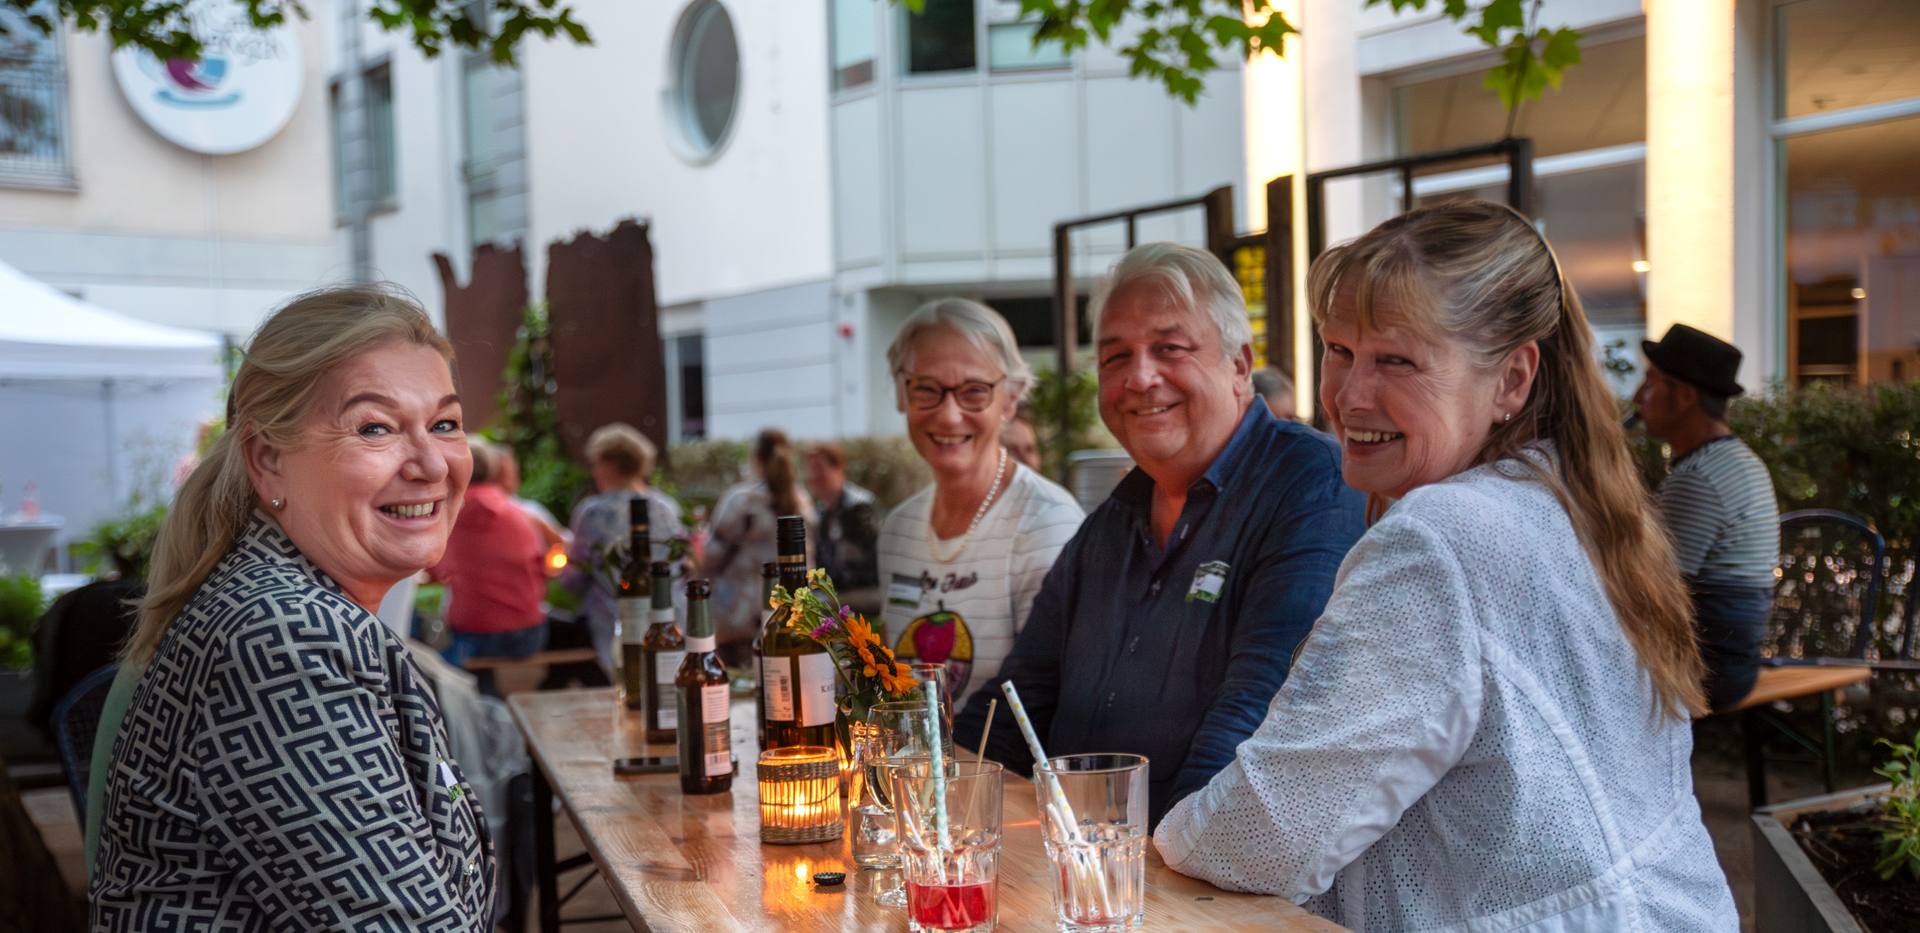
left=954, top=402, right=1365, bottom=826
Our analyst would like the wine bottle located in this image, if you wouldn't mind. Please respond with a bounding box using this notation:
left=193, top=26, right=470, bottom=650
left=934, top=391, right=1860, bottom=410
left=752, top=560, right=778, bottom=749
left=676, top=579, right=732, bottom=795
left=756, top=516, right=836, bottom=750
left=617, top=497, right=651, bottom=712
left=641, top=561, right=684, bottom=743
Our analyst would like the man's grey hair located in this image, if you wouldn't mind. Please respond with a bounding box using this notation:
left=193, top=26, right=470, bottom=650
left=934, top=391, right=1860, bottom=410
left=1089, top=242, right=1253, bottom=358
left=886, top=297, right=1033, bottom=401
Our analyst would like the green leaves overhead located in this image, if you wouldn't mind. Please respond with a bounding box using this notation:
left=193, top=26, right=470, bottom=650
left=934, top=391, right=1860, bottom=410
left=0, top=0, right=593, bottom=64
left=1365, top=0, right=1581, bottom=131
left=974, top=0, right=1297, bottom=105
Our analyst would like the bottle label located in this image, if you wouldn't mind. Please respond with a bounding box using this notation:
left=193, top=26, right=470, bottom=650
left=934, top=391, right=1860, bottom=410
left=654, top=651, right=686, bottom=686
left=796, top=652, right=836, bottom=727
left=619, top=600, right=648, bottom=644
left=762, top=657, right=794, bottom=721
left=653, top=687, right=678, bottom=731
left=700, top=685, right=731, bottom=777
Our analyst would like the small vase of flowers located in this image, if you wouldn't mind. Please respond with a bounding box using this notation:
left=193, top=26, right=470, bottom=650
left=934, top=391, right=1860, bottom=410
left=767, top=568, right=920, bottom=759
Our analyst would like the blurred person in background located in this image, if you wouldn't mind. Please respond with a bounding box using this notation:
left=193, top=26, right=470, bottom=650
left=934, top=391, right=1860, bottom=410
left=565, top=423, right=684, bottom=678
left=429, top=439, right=549, bottom=694
left=1633, top=325, right=1778, bottom=712
left=878, top=299, right=1085, bottom=705
left=704, top=428, right=814, bottom=662
left=805, top=442, right=881, bottom=615
left=1252, top=366, right=1300, bottom=422
left=486, top=439, right=566, bottom=551
left=1000, top=400, right=1044, bottom=473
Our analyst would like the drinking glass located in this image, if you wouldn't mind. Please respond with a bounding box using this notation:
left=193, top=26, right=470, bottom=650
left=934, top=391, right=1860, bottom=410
left=889, top=758, right=1004, bottom=933
left=1034, top=753, right=1149, bottom=932
left=854, top=699, right=945, bottom=906
left=908, top=662, right=955, bottom=743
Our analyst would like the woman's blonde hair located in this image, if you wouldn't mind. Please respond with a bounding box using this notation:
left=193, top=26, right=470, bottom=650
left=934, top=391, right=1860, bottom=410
left=1308, top=199, right=1705, bottom=720
left=125, top=284, right=452, bottom=664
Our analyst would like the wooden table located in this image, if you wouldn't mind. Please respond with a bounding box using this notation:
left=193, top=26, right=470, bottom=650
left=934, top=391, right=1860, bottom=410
left=510, top=688, right=1345, bottom=932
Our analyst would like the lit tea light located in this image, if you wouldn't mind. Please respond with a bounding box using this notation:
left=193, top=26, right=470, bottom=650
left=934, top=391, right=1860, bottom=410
left=758, top=746, right=843, bottom=845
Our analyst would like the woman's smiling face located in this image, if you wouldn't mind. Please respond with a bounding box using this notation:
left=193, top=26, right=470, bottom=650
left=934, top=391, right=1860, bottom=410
left=247, top=341, right=471, bottom=607
left=1318, top=305, right=1505, bottom=500
left=898, top=329, right=1013, bottom=480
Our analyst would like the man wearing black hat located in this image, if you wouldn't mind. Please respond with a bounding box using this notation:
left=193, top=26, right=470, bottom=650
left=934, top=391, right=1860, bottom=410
left=1634, top=324, right=1780, bottom=711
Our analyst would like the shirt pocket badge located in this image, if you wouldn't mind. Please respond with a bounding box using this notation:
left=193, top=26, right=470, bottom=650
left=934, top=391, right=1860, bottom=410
left=1186, top=560, right=1230, bottom=604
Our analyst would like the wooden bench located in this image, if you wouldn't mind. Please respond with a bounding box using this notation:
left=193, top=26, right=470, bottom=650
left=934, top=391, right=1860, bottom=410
left=460, top=647, right=598, bottom=672
left=1714, top=664, right=1872, bottom=809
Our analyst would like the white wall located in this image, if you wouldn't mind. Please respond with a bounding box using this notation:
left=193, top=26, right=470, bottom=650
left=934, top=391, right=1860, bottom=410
left=0, top=22, right=340, bottom=339
left=832, top=7, right=1245, bottom=297
left=519, top=0, right=836, bottom=309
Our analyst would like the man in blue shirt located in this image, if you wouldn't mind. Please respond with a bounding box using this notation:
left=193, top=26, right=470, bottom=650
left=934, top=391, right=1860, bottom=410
left=954, top=242, right=1365, bottom=827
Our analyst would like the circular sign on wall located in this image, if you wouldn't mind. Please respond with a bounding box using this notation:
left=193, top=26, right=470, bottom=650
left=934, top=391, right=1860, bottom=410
left=111, top=5, right=303, bottom=155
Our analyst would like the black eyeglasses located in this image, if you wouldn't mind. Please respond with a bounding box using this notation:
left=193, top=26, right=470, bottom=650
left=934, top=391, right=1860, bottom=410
left=899, top=374, right=1005, bottom=412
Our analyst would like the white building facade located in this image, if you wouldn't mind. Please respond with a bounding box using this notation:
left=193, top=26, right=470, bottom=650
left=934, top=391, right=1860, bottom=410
left=342, top=0, right=1913, bottom=441
left=0, top=5, right=338, bottom=338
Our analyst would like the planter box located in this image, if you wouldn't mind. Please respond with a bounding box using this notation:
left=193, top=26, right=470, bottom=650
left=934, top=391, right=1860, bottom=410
left=1751, top=784, right=1891, bottom=933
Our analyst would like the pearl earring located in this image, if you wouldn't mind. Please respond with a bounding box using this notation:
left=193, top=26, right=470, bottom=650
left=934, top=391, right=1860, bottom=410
left=270, top=497, right=285, bottom=510
left=1502, top=412, right=1513, bottom=424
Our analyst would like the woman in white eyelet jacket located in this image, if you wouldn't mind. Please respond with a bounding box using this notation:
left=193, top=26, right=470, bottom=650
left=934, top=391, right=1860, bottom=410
left=1154, top=202, right=1737, bottom=932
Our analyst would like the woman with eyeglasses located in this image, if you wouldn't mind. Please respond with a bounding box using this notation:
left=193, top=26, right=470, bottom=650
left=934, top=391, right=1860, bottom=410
left=877, top=298, right=1085, bottom=706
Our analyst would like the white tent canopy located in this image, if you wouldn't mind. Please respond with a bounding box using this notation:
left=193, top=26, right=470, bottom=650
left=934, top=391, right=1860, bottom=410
left=0, top=258, right=224, bottom=380
left=0, top=259, right=225, bottom=563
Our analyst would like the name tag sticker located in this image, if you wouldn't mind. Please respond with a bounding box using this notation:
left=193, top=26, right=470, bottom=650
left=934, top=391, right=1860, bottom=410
left=437, top=756, right=466, bottom=801
left=1187, top=561, right=1230, bottom=604
left=887, top=574, right=922, bottom=608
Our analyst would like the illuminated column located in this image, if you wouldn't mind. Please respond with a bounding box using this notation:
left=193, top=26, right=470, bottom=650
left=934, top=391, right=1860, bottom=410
left=1645, top=0, right=1738, bottom=342
left=1242, top=0, right=1311, bottom=417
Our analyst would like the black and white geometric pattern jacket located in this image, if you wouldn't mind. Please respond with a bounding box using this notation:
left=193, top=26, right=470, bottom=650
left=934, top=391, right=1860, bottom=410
left=90, top=515, right=495, bottom=932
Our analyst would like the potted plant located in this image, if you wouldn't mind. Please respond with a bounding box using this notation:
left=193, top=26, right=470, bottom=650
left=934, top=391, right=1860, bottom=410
left=1751, top=729, right=1920, bottom=932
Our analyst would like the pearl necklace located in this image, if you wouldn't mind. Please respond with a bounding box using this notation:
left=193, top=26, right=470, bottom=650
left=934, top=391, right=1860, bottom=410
left=927, top=446, right=1008, bottom=563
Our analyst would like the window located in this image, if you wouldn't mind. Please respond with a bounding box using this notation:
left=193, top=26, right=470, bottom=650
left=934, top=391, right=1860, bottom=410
left=669, top=1, right=740, bottom=158
left=1395, top=36, right=1645, bottom=160
left=671, top=334, right=707, bottom=440
left=0, top=2, right=72, bottom=187
left=988, top=21, right=1068, bottom=72
left=1775, top=0, right=1920, bottom=386
left=832, top=0, right=876, bottom=90
left=1396, top=36, right=1649, bottom=386
left=462, top=52, right=529, bottom=248
left=329, top=63, right=396, bottom=219
left=904, top=0, right=975, bottom=75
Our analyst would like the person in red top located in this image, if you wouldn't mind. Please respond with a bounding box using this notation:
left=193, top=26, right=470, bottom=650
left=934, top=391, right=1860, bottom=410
left=429, top=441, right=549, bottom=692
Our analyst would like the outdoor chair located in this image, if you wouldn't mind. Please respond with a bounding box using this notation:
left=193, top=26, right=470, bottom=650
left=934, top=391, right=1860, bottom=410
left=51, top=663, right=118, bottom=824
left=1765, top=509, right=1889, bottom=665
left=1729, top=510, right=1898, bottom=808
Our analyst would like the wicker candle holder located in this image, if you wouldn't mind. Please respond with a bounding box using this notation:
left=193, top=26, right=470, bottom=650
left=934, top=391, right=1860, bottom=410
left=757, top=746, right=843, bottom=845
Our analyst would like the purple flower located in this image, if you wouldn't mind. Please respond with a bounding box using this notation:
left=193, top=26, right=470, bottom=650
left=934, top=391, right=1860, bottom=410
left=810, top=617, right=838, bottom=639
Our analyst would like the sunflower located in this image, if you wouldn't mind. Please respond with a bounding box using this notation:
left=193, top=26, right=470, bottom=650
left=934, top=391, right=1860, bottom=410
left=876, top=661, right=918, bottom=696
left=844, top=615, right=878, bottom=650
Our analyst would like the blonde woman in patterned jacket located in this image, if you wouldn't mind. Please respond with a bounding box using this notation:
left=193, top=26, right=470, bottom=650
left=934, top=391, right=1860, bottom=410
left=88, top=287, right=494, bottom=931
left=1155, top=202, right=1738, bottom=931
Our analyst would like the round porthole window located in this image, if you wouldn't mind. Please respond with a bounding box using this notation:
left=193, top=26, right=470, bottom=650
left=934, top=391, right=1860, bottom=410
left=668, top=0, right=740, bottom=160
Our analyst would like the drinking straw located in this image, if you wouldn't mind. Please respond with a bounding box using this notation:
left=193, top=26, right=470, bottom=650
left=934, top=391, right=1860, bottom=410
left=922, top=679, right=951, bottom=878
left=1001, top=681, right=1113, bottom=919
left=959, top=698, right=996, bottom=831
